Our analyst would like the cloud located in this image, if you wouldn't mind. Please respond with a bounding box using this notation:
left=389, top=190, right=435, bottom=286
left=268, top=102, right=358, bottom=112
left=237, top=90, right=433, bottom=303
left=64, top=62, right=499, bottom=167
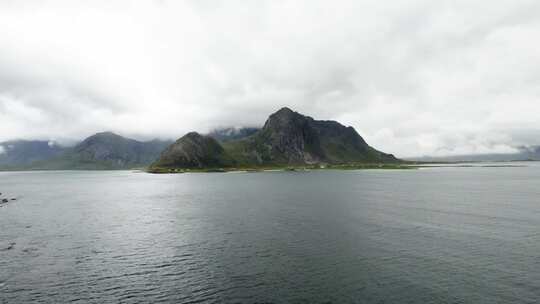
left=0, top=0, right=539, bottom=157
left=0, top=145, right=4, bottom=155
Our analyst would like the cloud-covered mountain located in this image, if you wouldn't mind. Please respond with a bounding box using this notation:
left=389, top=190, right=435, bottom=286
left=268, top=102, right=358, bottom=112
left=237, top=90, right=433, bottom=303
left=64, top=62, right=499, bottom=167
left=150, top=108, right=398, bottom=170
left=0, top=133, right=172, bottom=170
left=207, top=127, right=259, bottom=143
left=0, top=140, right=67, bottom=168
left=408, top=146, right=540, bottom=163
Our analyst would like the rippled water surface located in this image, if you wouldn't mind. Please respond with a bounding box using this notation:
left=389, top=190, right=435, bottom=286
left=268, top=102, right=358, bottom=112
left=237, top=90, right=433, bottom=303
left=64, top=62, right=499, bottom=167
left=1, top=166, right=540, bottom=303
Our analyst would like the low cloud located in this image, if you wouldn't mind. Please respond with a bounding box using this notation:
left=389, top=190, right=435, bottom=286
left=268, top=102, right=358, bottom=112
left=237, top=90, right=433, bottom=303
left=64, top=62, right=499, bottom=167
left=1, top=0, right=540, bottom=157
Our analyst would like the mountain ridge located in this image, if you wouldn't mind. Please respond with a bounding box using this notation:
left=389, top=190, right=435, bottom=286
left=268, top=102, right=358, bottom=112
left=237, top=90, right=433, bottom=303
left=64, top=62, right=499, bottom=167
left=0, top=140, right=67, bottom=169
left=407, top=146, right=540, bottom=163
left=150, top=107, right=398, bottom=171
left=0, top=132, right=172, bottom=170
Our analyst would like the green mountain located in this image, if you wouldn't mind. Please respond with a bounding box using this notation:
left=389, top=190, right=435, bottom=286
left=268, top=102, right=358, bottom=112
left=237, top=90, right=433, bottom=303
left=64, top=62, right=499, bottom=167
left=152, top=132, right=235, bottom=169
left=1, top=132, right=172, bottom=170
left=150, top=107, right=398, bottom=171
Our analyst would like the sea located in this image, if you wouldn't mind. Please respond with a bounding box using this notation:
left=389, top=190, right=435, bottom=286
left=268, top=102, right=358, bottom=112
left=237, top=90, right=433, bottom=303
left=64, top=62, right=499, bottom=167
left=1, top=164, right=539, bottom=303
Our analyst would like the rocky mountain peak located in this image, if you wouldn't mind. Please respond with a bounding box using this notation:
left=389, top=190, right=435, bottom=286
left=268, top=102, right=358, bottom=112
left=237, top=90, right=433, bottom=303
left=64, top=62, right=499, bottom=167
left=183, top=132, right=204, bottom=140
left=152, top=132, right=231, bottom=169
left=259, top=108, right=321, bottom=163
left=263, top=107, right=306, bottom=129
left=273, top=107, right=295, bottom=116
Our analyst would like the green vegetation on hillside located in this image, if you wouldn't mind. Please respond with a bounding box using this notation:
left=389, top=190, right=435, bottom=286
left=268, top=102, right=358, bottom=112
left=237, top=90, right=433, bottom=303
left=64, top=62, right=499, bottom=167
left=149, top=107, right=403, bottom=173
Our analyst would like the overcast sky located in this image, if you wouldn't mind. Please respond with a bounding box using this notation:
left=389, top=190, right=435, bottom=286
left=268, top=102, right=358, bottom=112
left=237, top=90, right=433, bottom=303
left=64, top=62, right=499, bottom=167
left=0, top=0, right=539, bottom=157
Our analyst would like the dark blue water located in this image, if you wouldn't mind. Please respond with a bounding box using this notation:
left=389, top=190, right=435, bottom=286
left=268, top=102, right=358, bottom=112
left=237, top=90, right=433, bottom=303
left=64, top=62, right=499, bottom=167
left=1, top=166, right=540, bottom=303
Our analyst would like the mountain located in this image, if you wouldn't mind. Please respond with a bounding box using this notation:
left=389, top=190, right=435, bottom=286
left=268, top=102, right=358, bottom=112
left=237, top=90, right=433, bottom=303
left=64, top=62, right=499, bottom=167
left=0, top=140, right=67, bottom=168
left=408, top=146, right=540, bottom=163
left=227, top=107, right=397, bottom=164
left=150, top=107, right=398, bottom=170
left=153, top=132, right=234, bottom=169
left=66, top=132, right=173, bottom=169
left=207, top=127, right=259, bottom=142
left=517, top=146, right=540, bottom=160
left=0, top=132, right=173, bottom=170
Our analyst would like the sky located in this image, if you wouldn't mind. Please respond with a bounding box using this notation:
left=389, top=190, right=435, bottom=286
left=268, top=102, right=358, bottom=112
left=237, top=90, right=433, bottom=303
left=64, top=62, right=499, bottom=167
left=0, top=0, right=539, bottom=158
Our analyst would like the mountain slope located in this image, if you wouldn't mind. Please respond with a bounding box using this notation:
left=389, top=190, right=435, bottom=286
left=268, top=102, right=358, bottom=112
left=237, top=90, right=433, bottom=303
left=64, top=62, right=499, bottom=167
left=222, top=107, right=397, bottom=165
left=72, top=132, right=171, bottom=167
left=151, top=132, right=234, bottom=169
left=151, top=107, right=398, bottom=170
left=2, top=132, right=173, bottom=170
left=0, top=140, right=67, bottom=169
left=408, top=146, right=540, bottom=163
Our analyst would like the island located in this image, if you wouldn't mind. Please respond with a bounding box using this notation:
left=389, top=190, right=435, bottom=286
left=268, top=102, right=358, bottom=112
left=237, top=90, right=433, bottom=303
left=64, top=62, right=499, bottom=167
left=148, top=107, right=408, bottom=173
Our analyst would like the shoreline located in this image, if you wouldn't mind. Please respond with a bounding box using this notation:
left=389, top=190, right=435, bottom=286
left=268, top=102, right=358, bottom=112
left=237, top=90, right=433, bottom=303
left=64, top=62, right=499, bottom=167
left=146, top=163, right=418, bottom=174
left=0, top=162, right=530, bottom=173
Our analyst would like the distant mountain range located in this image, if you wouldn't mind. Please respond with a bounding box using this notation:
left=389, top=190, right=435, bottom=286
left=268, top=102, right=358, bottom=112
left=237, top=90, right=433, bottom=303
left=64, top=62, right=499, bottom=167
left=6, top=107, right=534, bottom=172
left=149, top=107, right=398, bottom=171
left=0, top=132, right=172, bottom=170
left=408, top=146, right=540, bottom=163
left=0, top=140, right=66, bottom=168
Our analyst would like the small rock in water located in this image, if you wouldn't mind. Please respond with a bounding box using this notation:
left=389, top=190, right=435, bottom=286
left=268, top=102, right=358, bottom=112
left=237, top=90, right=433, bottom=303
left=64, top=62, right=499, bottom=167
left=1, top=199, right=8, bottom=203
left=1, top=242, right=15, bottom=251
left=11, top=198, right=16, bottom=201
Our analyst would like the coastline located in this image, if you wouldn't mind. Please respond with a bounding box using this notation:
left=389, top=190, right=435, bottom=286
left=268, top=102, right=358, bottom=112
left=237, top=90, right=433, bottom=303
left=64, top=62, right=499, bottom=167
left=146, top=163, right=417, bottom=174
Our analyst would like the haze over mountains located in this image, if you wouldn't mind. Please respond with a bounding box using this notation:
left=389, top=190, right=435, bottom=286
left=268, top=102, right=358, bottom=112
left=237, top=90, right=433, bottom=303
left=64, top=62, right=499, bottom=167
left=207, top=127, right=259, bottom=143
left=1, top=108, right=399, bottom=171
left=0, top=133, right=172, bottom=170
left=408, top=147, right=540, bottom=163
left=0, top=140, right=66, bottom=168
left=2, top=107, right=540, bottom=171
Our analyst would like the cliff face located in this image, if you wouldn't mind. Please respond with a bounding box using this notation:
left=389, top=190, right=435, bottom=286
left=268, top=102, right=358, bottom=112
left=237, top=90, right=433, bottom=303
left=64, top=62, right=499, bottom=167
left=256, top=107, right=325, bottom=164
left=230, top=107, right=397, bottom=165
left=152, top=107, right=399, bottom=170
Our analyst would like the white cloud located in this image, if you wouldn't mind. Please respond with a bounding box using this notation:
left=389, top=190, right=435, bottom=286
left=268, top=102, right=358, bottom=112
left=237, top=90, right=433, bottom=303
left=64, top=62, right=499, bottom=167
left=0, top=0, right=539, bottom=157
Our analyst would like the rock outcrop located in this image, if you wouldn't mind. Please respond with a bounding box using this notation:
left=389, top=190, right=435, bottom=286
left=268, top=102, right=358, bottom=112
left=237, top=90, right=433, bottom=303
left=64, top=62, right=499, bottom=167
left=240, top=107, right=396, bottom=164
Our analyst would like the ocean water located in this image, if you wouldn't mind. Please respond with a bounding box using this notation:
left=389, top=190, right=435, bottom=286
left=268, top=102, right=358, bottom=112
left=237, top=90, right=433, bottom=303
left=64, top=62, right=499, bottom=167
left=1, top=166, right=540, bottom=303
